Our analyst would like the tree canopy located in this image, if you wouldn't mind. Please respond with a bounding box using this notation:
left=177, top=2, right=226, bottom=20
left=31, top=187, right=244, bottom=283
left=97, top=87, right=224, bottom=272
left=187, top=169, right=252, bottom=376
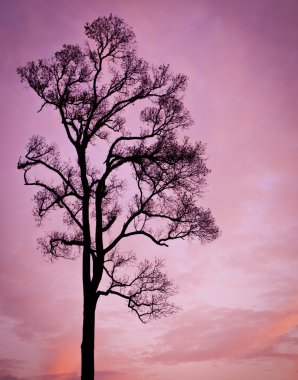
left=17, top=14, right=219, bottom=379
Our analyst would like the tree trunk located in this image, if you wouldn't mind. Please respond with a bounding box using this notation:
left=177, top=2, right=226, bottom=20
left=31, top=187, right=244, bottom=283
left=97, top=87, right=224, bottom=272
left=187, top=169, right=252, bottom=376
left=81, top=293, right=96, bottom=380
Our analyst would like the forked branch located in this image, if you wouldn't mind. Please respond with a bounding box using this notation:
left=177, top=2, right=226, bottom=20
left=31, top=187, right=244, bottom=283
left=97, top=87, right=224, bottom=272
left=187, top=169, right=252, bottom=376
left=98, top=250, right=179, bottom=322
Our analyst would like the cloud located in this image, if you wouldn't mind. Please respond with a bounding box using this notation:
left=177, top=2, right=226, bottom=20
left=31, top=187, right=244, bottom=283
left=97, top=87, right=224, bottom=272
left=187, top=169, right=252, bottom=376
left=33, top=373, right=78, bottom=380
left=94, top=371, right=126, bottom=380
left=0, top=359, right=25, bottom=380
left=0, top=360, right=24, bottom=373
left=145, top=304, right=298, bottom=365
left=0, top=370, right=129, bottom=380
left=32, top=370, right=126, bottom=380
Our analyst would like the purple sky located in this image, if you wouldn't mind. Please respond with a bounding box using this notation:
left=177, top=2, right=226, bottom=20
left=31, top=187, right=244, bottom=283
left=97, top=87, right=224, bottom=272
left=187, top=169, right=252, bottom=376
left=0, top=1, right=298, bottom=379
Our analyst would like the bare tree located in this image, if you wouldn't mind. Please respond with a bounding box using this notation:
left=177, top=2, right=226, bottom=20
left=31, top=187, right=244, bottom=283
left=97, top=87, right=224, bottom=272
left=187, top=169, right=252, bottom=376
left=17, top=15, right=219, bottom=380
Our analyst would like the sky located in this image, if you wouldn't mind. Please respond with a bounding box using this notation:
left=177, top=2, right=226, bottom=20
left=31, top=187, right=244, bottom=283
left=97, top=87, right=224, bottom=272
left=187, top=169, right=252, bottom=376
left=0, top=0, right=298, bottom=379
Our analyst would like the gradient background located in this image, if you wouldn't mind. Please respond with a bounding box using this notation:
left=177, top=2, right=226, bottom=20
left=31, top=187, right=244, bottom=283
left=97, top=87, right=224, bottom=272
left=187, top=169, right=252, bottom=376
left=1, top=0, right=298, bottom=379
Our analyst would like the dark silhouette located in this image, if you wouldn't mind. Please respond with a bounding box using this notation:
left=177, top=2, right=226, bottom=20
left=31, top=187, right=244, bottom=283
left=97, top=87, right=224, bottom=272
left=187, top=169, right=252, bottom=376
left=17, top=15, right=219, bottom=380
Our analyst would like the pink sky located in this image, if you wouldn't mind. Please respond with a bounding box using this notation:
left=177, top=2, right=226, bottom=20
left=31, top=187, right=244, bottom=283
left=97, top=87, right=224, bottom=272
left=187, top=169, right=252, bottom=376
left=0, top=0, right=298, bottom=379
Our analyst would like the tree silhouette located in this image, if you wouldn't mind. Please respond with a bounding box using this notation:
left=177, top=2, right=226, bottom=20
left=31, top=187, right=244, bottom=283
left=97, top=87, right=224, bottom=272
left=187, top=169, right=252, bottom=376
left=17, top=15, right=219, bottom=380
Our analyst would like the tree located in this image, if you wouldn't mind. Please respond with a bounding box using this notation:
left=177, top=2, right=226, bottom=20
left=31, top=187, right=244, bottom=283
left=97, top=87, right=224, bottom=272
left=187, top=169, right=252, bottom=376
left=17, top=14, right=219, bottom=380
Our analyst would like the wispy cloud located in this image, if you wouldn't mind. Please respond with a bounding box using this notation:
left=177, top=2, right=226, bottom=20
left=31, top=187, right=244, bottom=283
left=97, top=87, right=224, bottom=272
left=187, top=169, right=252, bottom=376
left=146, top=304, right=298, bottom=364
left=33, top=370, right=127, bottom=380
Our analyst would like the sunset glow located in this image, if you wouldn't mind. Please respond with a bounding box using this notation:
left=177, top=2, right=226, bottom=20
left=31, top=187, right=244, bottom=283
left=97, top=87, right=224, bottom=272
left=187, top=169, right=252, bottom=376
left=0, top=1, right=297, bottom=379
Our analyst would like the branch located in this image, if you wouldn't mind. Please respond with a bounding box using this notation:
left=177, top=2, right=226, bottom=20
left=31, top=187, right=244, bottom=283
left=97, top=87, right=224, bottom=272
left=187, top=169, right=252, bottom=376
left=98, top=252, right=179, bottom=322
left=24, top=173, right=83, bottom=230
left=18, top=136, right=84, bottom=229
left=123, top=230, right=168, bottom=247
left=18, top=135, right=82, bottom=199
left=38, top=231, right=83, bottom=261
